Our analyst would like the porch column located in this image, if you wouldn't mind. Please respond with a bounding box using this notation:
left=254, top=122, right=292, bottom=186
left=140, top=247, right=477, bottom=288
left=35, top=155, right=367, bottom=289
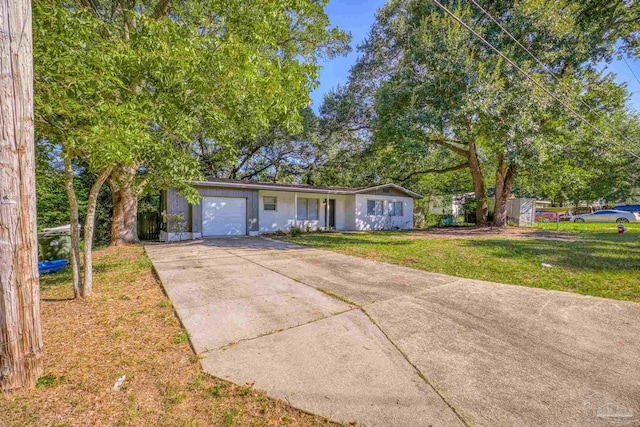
left=326, top=193, right=329, bottom=230
left=294, top=192, right=298, bottom=228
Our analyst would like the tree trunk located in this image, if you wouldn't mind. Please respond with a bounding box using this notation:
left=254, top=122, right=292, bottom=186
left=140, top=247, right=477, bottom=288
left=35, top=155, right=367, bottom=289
left=467, top=140, right=488, bottom=226
left=0, top=0, right=44, bottom=392
left=109, top=166, right=139, bottom=246
left=82, top=167, right=113, bottom=297
left=64, top=157, right=82, bottom=297
left=493, top=153, right=516, bottom=227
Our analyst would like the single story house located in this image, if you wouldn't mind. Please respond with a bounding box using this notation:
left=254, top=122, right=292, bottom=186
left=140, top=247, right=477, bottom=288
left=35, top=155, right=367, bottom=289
left=159, top=179, right=422, bottom=241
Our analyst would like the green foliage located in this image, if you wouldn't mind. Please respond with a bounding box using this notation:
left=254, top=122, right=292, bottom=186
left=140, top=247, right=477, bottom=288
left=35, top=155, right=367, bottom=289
left=35, top=141, right=68, bottom=229
left=36, top=375, right=58, bottom=388
left=34, top=0, right=350, bottom=207
left=317, top=0, right=640, bottom=204
left=35, top=140, right=114, bottom=243
left=174, top=329, right=189, bottom=345
left=197, top=107, right=331, bottom=182
left=164, top=213, right=187, bottom=237
left=289, top=226, right=303, bottom=237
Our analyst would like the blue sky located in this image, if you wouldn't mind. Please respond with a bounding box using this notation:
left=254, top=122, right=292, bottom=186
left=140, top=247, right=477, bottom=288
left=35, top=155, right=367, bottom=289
left=311, top=0, right=640, bottom=113
left=310, top=0, right=386, bottom=110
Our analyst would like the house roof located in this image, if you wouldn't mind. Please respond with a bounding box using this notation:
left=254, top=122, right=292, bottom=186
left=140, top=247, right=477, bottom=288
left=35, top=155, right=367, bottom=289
left=188, top=178, right=423, bottom=199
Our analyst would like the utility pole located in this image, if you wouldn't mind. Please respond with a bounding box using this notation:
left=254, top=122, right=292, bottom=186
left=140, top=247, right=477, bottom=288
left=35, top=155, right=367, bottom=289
left=0, top=0, right=44, bottom=392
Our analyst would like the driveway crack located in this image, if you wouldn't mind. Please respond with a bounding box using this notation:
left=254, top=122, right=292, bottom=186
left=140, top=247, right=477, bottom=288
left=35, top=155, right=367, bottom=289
left=360, top=307, right=471, bottom=427
left=227, top=241, right=470, bottom=426
left=201, top=306, right=358, bottom=354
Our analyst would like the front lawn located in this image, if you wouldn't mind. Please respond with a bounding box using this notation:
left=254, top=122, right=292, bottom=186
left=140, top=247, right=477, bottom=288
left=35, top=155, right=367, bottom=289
left=282, top=223, right=640, bottom=302
left=0, top=246, right=336, bottom=427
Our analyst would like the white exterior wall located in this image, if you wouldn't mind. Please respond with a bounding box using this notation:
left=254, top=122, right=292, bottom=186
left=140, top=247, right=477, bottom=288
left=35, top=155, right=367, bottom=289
left=259, top=190, right=297, bottom=232
left=429, top=196, right=460, bottom=216
left=330, top=194, right=350, bottom=230
left=355, top=194, right=414, bottom=231
left=160, top=231, right=202, bottom=242
left=258, top=190, right=352, bottom=233
left=344, top=196, right=357, bottom=230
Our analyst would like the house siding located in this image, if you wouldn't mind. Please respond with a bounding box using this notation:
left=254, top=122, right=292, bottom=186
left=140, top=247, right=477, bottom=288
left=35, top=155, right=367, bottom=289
left=258, top=190, right=350, bottom=233
left=167, top=186, right=259, bottom=234
left=355, top=194, right=414, bottom=230
left=163, top=183, right=418, bottom=240
left=344, top=196, right=356, bottom=230
left=166, top=188, right=191, bottom=232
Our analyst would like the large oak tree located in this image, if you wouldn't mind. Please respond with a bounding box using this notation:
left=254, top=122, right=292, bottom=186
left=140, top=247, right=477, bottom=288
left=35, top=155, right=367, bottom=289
left=320, top=0, right=640, bottom=225
left=34, top=0, right=348, bottom=295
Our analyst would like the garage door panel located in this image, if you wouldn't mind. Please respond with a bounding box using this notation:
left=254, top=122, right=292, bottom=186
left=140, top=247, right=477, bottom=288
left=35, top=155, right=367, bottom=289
left=203, top=197, right=247, bottom=236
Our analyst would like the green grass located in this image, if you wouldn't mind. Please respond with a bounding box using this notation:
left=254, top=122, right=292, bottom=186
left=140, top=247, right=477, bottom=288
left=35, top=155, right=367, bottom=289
left=282, top=223, right=640, bottom=302
left=534, top=221, right=638, bottom=233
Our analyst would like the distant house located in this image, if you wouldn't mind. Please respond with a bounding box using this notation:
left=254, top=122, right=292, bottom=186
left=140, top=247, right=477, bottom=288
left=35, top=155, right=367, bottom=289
left=428, top=193, right=474, bottom=217
left=159, top=179, right=422, bottom=241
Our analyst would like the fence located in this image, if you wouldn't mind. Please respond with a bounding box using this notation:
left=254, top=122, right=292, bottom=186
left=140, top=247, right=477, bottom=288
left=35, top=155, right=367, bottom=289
left=137, top=212, right=162, bottom=241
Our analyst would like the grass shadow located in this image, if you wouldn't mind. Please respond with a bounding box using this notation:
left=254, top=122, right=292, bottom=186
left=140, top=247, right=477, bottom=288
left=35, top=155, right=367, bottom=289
left=461, top=237, right=640, bottom=272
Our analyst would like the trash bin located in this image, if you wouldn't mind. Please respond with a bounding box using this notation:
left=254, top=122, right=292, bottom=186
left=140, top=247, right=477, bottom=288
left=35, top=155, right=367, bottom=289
left=38, top=225, right=74, bottom=261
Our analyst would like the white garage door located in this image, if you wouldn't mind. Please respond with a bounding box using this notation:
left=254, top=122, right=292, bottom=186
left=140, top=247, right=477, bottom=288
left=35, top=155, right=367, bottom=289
left=202, top=197, right=247, bottom=236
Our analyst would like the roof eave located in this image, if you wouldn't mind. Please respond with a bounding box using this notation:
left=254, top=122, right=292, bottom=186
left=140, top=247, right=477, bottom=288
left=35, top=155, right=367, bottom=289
left=187, top=180, right=355, bottom=195
left=187, top=181, right=423, bottom=199
left=355, top=183, right=423, bottom=199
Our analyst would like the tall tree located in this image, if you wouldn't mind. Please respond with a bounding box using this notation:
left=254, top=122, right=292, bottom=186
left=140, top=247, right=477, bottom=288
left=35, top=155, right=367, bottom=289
left=0, top=0, right=44, bottom=392
left=321, top=0, right=640, bottom=226
left=196, top=108, right=330, bottom=183
left=35, top=0, right=147, bottom=296
left=67, top=0, right=350, bottom=245
left=35, top=0, right=348, bottom=291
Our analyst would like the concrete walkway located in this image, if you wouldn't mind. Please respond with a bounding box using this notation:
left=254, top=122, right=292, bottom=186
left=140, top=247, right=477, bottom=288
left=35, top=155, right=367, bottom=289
left=146, top=238, right=640, bottom=427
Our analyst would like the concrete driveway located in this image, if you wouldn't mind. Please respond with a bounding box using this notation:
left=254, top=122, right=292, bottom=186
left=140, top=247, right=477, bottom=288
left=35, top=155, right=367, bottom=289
left=146, top=237, right=640, bottom=427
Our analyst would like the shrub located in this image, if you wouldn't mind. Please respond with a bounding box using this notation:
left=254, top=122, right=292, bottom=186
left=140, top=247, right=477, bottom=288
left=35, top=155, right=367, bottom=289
left=290, top=226, right=302, bottom=237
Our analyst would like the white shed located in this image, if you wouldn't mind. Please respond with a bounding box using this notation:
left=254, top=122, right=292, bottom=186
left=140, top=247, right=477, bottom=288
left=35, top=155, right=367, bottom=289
left=506, top=198, right=536, bottom=227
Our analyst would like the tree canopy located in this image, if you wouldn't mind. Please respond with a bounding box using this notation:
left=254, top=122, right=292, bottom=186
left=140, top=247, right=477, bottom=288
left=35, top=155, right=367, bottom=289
left=33, top=0, right=350, bottom=294
left=317, top=0, right=640, bottom=224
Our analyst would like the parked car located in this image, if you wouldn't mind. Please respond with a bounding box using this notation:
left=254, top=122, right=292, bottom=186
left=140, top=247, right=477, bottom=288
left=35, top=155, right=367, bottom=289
left=572, top=209, right=639, bottom=223
left=535, top=210, right=572, bottom=222
left=613, top=204, right=640, bottom=213
left=536, top=211, right=558, bottom=222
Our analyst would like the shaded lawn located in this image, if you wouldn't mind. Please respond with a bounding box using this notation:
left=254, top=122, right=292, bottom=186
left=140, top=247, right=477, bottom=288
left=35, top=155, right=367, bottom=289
left=1, top=245, right=337, bottom=427
left=281, top=223, right=640, bottom=302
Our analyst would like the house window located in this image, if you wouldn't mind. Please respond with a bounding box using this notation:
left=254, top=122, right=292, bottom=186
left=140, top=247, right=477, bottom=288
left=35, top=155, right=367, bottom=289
left=389, top=201, right=403, bottom=216
left=367, top=199, right=384, bottom=216
left=297, top=198, right=319, bottom=220
left=264, top=196, right=277, bottom=211
left=308, top=199, right=319, bottom=220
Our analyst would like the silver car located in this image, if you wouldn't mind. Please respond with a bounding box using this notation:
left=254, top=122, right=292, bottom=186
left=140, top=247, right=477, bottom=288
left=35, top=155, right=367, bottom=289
left=572, top=209, right=639, bottom=223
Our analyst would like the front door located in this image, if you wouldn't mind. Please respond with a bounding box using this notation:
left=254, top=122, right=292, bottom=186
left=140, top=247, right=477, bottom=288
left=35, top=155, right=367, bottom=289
left=326, top=199, right=336, bottom=229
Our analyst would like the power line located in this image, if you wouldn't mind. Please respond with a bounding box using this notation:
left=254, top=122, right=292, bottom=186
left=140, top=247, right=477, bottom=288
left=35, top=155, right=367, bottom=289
left=621, top=55, right=640, bottom=87
left=429, top=0, right=640, bottom=160
left=468, top=0, right=602, bottom=114
left=468, top=0, right=640, bottom=154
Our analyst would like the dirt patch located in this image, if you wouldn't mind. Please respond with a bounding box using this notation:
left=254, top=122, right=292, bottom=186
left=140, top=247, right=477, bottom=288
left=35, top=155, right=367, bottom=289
left=0, top=245, right=339, bottom=427
left=407, top=227, right=580, bottom=241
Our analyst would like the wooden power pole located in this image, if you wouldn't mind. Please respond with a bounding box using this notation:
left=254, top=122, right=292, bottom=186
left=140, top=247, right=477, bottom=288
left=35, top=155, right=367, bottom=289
left=0, top=0, right=44, bottom=392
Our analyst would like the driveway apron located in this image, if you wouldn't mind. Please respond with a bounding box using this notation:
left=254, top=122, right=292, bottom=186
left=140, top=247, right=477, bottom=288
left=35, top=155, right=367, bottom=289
left=146, top=238, right=640, bottom=427
left=146, top=239, right=464, bottom=426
